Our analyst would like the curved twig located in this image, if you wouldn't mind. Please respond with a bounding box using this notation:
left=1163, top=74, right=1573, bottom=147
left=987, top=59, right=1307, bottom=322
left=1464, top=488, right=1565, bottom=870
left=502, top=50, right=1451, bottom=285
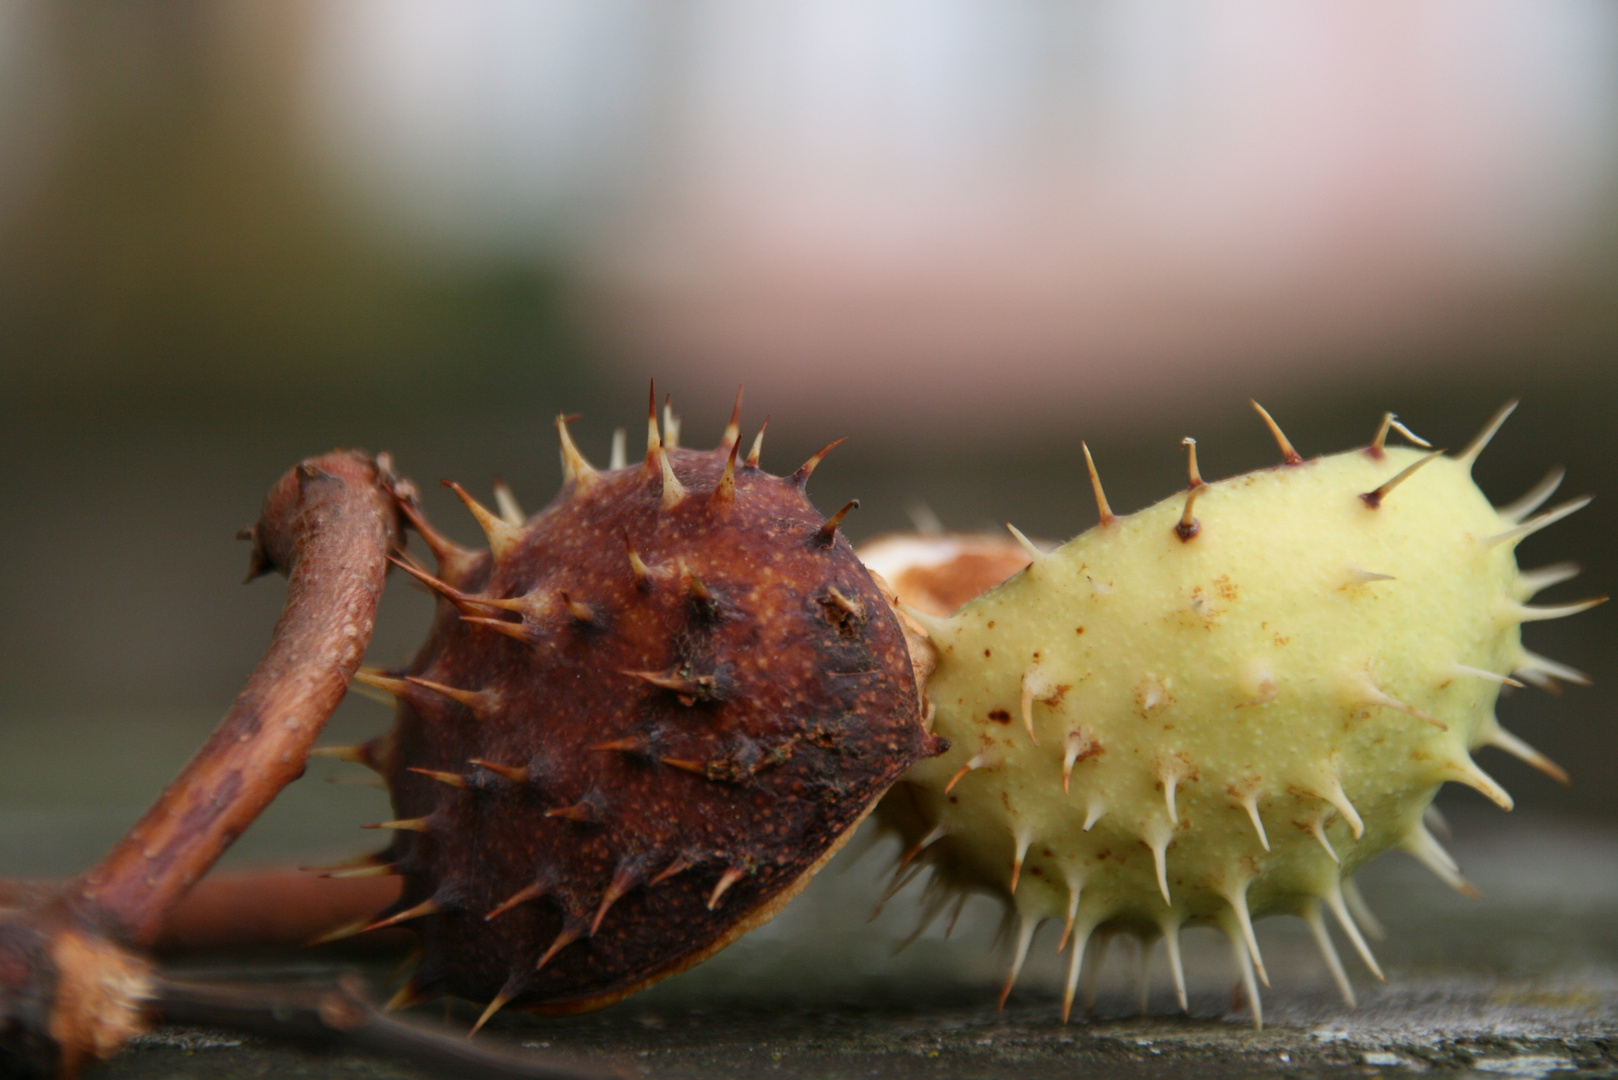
left=72, top=451, right=404, bottom=946
left=0, top=451, right=404, bottom=1077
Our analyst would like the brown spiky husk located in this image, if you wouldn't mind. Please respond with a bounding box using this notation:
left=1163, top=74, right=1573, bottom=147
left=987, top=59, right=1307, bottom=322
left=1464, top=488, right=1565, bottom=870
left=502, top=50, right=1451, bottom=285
left=375, top=439, right=939, bottom=1012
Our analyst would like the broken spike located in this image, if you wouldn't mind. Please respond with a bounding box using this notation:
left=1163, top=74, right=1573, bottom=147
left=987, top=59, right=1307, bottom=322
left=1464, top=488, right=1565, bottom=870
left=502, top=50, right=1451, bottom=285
left=1370, top=413, right=1392, bottom=456
left=1323, top=881, right=1385, bottom=980
left=1485, top=496, right=1593, bottom=547
left=535, top=925, right=581, bottom=972
left=998, top=914, right=1039, bottom=1012
left=555, top=413, right=600, bottom=492
left=469, top=986, right=516, bottom=1037
left=591, top=866, right=642, bottom=935
left=815, top=500, right=860, bottom=546
left=443, top=480, right=520, bottom=562
left=491, top=478, right=524, bottom=526
left=707, top=866, right=746, bottom=910
left=1499, top=466, right=1566, bottom=523
left=1302, top=900, right=1356, bottom=1008
left=1241, top=794, right=1270, bottom=851
left=1458, top=399, right=1519, bottom=471
left=1370, top=412, right=1432, bottom=456
left=363, top=897, right=441, bottom=933
left=1506, top=596, right=1607, bottom=623
left=1162, top=770, right=1180, bottom=823
left=405, top=766, right=467, bottom=790
left=1176, top=483, right=1202, bottom=541
left=1360, top=450, right=1445, bottom=509
left=719, top=385, right=744, bottom=452
left=1080, top=442, right=1116, bottom=525
left=1251, top=400, right=1303, bottom=466
left=609, top=427, right=627, bottom=470
left=745, top=416, right=770, bottom=468
left=362, top=817, right=433, bottom=834
left=792, top=437, right=847, bottom=486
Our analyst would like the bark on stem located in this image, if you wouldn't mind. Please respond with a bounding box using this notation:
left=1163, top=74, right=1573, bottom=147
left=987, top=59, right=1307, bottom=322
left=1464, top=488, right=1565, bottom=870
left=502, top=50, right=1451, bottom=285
left=73, top=451, right=403, bottom=947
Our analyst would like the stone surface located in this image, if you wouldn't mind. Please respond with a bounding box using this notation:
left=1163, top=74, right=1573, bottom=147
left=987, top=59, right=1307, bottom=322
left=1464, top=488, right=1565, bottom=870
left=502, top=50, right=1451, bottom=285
left=87, top=812, right=1618, bottom=1078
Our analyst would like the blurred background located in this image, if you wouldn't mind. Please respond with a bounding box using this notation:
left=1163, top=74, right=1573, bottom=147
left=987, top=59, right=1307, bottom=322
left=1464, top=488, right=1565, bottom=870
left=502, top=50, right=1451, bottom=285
left=0, top=0, right=1614, bottom=951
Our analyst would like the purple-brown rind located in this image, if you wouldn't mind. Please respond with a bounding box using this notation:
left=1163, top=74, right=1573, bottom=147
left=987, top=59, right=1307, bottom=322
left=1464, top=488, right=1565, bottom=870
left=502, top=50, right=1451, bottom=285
left=374, top=443, right=937, bottom=1012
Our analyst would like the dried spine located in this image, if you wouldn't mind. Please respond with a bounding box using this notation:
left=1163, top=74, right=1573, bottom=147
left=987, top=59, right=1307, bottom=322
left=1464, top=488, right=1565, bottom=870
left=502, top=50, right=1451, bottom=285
left=358, top=389, right=938, bottom=1021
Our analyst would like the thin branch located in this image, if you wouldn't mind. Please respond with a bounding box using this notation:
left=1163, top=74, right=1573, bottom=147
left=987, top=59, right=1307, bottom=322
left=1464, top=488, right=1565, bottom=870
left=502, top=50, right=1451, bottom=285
left=72, top=452, right=404, bottom=947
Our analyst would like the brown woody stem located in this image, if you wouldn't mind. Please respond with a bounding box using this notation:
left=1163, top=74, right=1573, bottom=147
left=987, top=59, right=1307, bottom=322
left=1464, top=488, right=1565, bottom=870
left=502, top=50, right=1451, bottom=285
left=72, top=451, right=403, bottom=948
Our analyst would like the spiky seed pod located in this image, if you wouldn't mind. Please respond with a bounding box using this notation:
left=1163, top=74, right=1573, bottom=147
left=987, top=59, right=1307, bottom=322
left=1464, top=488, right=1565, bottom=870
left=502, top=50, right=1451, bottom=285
left=356, top=393, right=939, bottom=1021
left=867, top=404, right=1598, bottom=1025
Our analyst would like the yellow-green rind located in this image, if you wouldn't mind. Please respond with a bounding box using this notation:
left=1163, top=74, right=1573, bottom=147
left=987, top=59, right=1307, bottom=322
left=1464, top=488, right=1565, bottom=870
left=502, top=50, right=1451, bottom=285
left=888, top=434, right=1584, bottom=1014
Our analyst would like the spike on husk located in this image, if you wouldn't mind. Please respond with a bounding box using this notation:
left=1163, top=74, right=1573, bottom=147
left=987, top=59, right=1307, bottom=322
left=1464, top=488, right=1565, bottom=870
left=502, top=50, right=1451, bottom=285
left=363, top=390, right=935, bottom=1018
left=865, top=402, right=1593, bottom=1026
